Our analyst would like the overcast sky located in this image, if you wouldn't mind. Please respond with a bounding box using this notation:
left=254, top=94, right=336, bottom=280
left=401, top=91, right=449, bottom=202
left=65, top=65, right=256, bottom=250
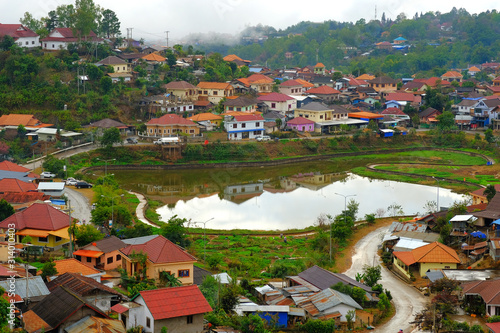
left=2, top=0, right=499, bottom=44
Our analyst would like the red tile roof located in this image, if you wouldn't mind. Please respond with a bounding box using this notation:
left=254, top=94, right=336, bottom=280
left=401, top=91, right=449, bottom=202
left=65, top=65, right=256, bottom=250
left=486, top=322, right=500, bottom=333
left=0, top=192, right=49, bottom=204
left=188, top=113, right=222, bottom=122
left=139, top=285, right=212, bottom=320
left=0, top=24, right=38, bottom=39
left=470, top=184, right=500, bottom=197
left=0, top=178, right=37, bottom=193
left=287, top=117, right=315, bottom=125
left=233, top=115, right=264, bottom=122
left=146, top=114, right=196, bottom=126
left=306, top=86, right=340, bottom=95
left=462, top=278, right=500, bottom=306
left=41, top=28, right=100, bottom=43
left=0, top=203, right=71, bottom=231
left=385, top=92, right=417, bottom=102
left=280, top=79, right=302, bottom=87
left=120, top=235, right=196, bottom=264
left=257, top=92, right=294, bottom=102
left=111, top=303, right=129, bottom=314
left=0, top=161, right=30, bottom=172
left=164, top=81, right=197, bottom=89
left=381, top=107, right=406, bottom=116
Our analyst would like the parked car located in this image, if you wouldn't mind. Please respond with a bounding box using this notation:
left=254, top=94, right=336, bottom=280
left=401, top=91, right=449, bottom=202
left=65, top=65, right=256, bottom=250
left=154, top=137, right=179, bottom=145
left=256, top=135, right=271, bottom=142
left=126, top=137, right=138, bottom=144
left=75, top=181, right=93, bottom=189
left=40, top=171, right=56, bottom=178
left=66, top=178, right=78, bottom=186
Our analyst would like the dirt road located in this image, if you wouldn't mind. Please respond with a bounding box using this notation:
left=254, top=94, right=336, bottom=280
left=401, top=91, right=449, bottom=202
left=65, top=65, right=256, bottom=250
left=343, top=226, right=428, bottom=333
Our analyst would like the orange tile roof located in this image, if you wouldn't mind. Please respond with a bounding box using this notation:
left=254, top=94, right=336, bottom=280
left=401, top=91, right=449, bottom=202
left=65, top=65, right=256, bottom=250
left=246, top=74, right=274, bottom=84
left=223, top=54, right=244, bottom=62
left=469, top=66, right=481, bottom=72
left=236, top=78, right=250, bottom=87
left=0, top=161, right=30, bottom=172
left=188, top=113, right=222, bottom=122
left=314, top=63, right=325, bottom=68
left=356, top=74, right=375, bottom=80
left=197, top=82, right=232, bottom=90
left=306, top=86, right=340, bottom=95
left=395, top=242, right=460, bottom=266
left=49, top=258, right=101, bottom=276
left=23, top=310, right=51, bottom=333
left=142, top=53, right=166, bottom=62
left=0, top=114, right=43, bottom=127
left=442, top=71, right=463, bottom=78
left=121, top=235, right=196, bottom=264
left=146, top=113, right=197, bottom=126
left=0, top=178, right=37, bottom=193
left=295, top=78, right=314, bottom=88
left=348, top=111, right=384, bottom=120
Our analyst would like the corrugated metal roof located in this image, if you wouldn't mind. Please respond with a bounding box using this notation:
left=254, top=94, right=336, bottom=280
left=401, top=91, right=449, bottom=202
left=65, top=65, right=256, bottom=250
left=64, top=316, right=126, bottom=333
left=0, top=276, right=49, bottom=299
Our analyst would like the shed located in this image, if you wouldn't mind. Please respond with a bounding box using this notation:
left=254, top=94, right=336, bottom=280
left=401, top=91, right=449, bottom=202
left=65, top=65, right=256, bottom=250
left=379, top=129, right=394, bottom=138
left=37, top=182, right=65, bottom=197
left=236, top=304, right=289, bottom=328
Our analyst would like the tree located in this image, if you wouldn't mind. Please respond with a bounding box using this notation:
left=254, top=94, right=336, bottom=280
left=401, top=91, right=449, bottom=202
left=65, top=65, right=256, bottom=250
left=485, top=128, right=496, bottom=143
left=20, top=12, right=43, bottom=32
left=332, top=71, right=343, bottom=81
left=100, top=9, right=120, bottom=38
left=74, top=224, right=104, bottom=247
left=17, top=125, right=27, bottom=139
left=41, top=260, right=58, bottom=281
left=0, top=200, right=14, bottom=222
left=99, top=127, right=122, bottom=148
left=377, top=292, right=391, bottom=314
left=0, top=286, right=10, bottom=328
left=72, top=0, right=101, bottom=40
left=0, top=35, right=15, bottom=51
left=436, top=111, right=456, bottom=132
left=100, top=76, right=113, bottom=94
left=364, top=213, right=376, bottom=224
left=362, top=265, right=381, bottom=287
left=159, top=215, right=190, bottom=248
left=240, top=314, right=266, bottom=333
left=219, top=284, right=239, bottom=314
left=56, top=5, right=76, bottom=28
left=44, top=10, right=59, bottom=31
left=484, top=184, right=497, bottom=202
left=158, top=271, right=181, bottom=287
left=344, top=198, right=359, bottom=221
left=387, top=203, right=404, bottom=217
left=21, top=235, right=33, bottom=262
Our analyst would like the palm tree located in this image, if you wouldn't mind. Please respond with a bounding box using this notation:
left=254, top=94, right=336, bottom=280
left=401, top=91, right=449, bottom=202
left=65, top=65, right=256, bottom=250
left=159, top=271, right=182, bottom=287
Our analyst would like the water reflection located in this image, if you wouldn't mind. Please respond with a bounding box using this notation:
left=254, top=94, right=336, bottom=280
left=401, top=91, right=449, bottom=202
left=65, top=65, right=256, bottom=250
left=156, top=173, right=468, bottom=230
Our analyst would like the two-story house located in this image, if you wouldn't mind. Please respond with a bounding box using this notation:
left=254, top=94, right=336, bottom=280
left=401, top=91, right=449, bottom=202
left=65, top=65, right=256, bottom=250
left=305, top=86, right=341, bottom=104
left=197, top=82, right=234, bottom=104
left=235, top=74, right=275, bottom=94
left=95, top=56, right=130, bottom=73
left=164, top=81, right=199, bottom=102
left=279, top=79, right=304, bottom=96
left=223, top=96, right=259, bottom=113
left=294, top=102, right=350, bottom=134
left=120, top=235, right=197, bottom=283
left=257, top=92, right=297, bottom=116
left=224, top=114, right=265, bottom=140
left=73, top=236, right=127, bottom=271
left=0, top=24, right=39, bottom=48
left=472, top=98, right=500, bottom=127
left=145, top=114, right=201, bottom=137
left=368, top=76, right=398, bottom=93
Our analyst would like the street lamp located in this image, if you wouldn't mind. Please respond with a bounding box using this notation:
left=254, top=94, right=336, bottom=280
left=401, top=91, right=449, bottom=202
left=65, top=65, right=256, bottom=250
left=191, top=217, right=214, bottom=262
left=332, top=193, right=357, bottom=262
left=432, top=176, right=440, bottom=212
left=101, top=194, right=124, bottom=228
left=97, top=158, right=115, bottom=177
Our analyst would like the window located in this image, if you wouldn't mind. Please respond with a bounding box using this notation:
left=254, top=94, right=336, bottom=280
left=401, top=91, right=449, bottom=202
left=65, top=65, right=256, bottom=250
left=178, top=269, right=190, bottom=277
left=204, top=90, right=208, bottom=95
left=107, top=257, right=113, bottom=264
left=229, top=107, right=234, bottom=111
left=75, top=255, right=81, bottom=261
left=87, top=257, right=92, bottom=263
left=233, top=124, right=237, bottom=128
left=213, top=91, right=218, bottom=95
left=146, top=317, right=151, bottom=328
left=116, top=254, right=121, bottom=261
left=32, top=41, right=35, bottom=44
left=123, top=67, right=125, bottom=71
left=255, top=122, right=260, bottom=127
left=25, top=41, right=29, bottom=45
left=237, top=108, right=241, bottom=111
left=241, top=123, right=246, bottom=128
left=189, top=130, right=194, bottom=134
left=271, top=103, right=276, bottom=108
left=52, top=44, right=54, bottom=48
left=55, top=236, right=62, bottom=242
left=44, top=43, right=47, bottom=48
left=38, top=237, right=48, bottom=243
left=187, top=315, right=193, bottom=324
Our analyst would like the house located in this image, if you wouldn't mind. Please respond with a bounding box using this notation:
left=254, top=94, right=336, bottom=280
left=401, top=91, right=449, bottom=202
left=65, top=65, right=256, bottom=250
left=141, top=53, right=166, bottom=64
left=257, top=93, right=297, bottom=116
left=381, top=108, right=410, bottom=123
left=0, top=114, right=52, bottom=131
left=188, top=113, right=223, bottom=130
left=468, top=66, right=481, bottom=77
left=401, top=81, right=427, bottom=92
left=120, top=235, right=197, bottom=283
left=298, top=288, right=361, bottom=322
left=41, top=28, right=103, bottom=50
left=223, top=96, right=259, bottom=113
left=0, top=24, right=39, bottom=48
left=294, top=102, right=355, bottom=134
left=287, top=117, right=315, bottom=132
left=262, top=111, right=286, bottom=130
left=164, top=81, right=199, bottom=102
left=393, top=36, right=407, bottom=44
left=0, top=203, right=72, bottom=250
left=472, top=98, right=500, bottom=127
left=368, top=76, right=398, bottom=93
left=279, top=80, right=305, bottom=95
left=314, top=63, right=326, bottom=75
left=22, top=286, right=109, bottom=333
left=470, top=185, right=500, bottom=205
left=385, top=92, right=422, bottom=108
left=73, top=236, right=127, bottom=270
left=473, top=193, right=500, bottom=227
left=31, top=127, right=83, bottom=145
left=0, top=275, right=50, bottom=307
left=47, top=272, right=124, bottom=312
left=305, top=86, right=341, bottom=103
left=462, top=278, right=500, bottom=316
left=0, top=178, right=37, bottom=193
left=486, top=322, right=500, bottom=333
left=107, top=72, right=133, bottom=83
left=145, top=114, right=200, bottom=138
left=37, top=182, right=65, bottom=197
left=84, top=118, right=133, bottom=136
left=235, top=74, right=275, bottom=94
left=197, top=82, right=234, bottom=104
left=96, top=56, right=130, bottom=73
left=419, top=107, right=442, bottom=125
left=114, top=285, right=212, bottom=333
left=490, top=239, right=500, bottom=261
left=375, top=41, right=393, bottom=50
left=46, top=258, right=104, bottom=282
left=441, top=70, right=463, bottom=83
left=392, top=241, right=460, bottom=279
left=236, top=304, right=290, bottom=328
left=223, top=54, right=251, bottom=67
left=224, top=114, right=265, bottom=141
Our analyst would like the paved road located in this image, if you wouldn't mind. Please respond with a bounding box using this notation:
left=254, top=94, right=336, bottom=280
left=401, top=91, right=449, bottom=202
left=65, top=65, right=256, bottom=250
left=343, top=226, right=428, bottom=333
left=65, top=187, right=92, bottom=224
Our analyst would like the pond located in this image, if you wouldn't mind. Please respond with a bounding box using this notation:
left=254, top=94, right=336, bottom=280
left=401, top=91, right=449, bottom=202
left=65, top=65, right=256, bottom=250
left=111, top=161, right=469, bottom=230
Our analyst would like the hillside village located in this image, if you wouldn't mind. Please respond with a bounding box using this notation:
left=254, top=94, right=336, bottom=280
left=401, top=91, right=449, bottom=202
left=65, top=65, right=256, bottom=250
left=4, top=3, right=500, bottom=333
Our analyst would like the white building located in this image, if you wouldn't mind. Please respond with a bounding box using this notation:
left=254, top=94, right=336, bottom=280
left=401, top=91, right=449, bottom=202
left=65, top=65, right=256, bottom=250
left=41, top=28, right=103, bottom=50
left=224, top=114, right=265, bottom=140
left=0, top=24, right=39, bottom=48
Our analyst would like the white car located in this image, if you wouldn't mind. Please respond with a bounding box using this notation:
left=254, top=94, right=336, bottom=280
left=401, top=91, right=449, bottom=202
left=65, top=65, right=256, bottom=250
left=66, top=179, right=78, bottom=186
left=256, top=135, right=271, bottom=142
left=40, top=171, right=56, bottom=178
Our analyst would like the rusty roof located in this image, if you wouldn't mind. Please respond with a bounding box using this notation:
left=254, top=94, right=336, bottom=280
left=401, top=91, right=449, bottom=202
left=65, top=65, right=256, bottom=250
left=47, top=272, right=123, bottom=298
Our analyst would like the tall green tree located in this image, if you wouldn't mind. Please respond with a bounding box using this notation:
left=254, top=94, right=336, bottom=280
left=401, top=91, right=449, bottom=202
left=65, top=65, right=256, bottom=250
left=99, top=127, right=122, bottom=148
left=20, top=12, right=43, bottom=32
left=484, top=184, right=497, bottom=202
left=100, top=9, right=121, bottom=38
left=159, top=215, right=190, bottom=248
left=436, top=111, right=456, bottom=132
left=74, top=224, right=104, bottom=247
left=0, top=200, right=14, bottom=222
left=41, top=260, right=58, bottom=281
left=72, top=0, right=101, bottom=40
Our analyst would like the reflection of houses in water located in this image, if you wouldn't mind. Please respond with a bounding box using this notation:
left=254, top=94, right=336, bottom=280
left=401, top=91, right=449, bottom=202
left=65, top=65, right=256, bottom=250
left=288, top=172, right=346, bottom=191
left=137, top=182, right=184, bottom=196
left=224, top=183, right=264, bottom=203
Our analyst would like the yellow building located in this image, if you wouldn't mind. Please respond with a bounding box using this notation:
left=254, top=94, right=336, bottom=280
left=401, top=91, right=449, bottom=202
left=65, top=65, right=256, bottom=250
left=188, top=113, right=223, bottom=127
left=96, top=56, right=130, bottom=73
left=393, top=242, right=460, bottom=279
left=197, top=82, right=234, bottom=104
left=294, top=102, right=349, bottom=134
left=0, top=203, right=72, bottom=250
left=145, top=113, right=201, bottom=137
left=120, top=235, right=196, bottom=284
left=368, top=76, right=398, bottom=93
left=164, top=81, right=199, bottom=102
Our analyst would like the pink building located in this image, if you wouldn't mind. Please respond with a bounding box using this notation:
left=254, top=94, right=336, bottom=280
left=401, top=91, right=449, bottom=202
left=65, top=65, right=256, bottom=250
left=73, top=236, right=127, bottom=271
left=287, top=117, right=315, bottom=132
